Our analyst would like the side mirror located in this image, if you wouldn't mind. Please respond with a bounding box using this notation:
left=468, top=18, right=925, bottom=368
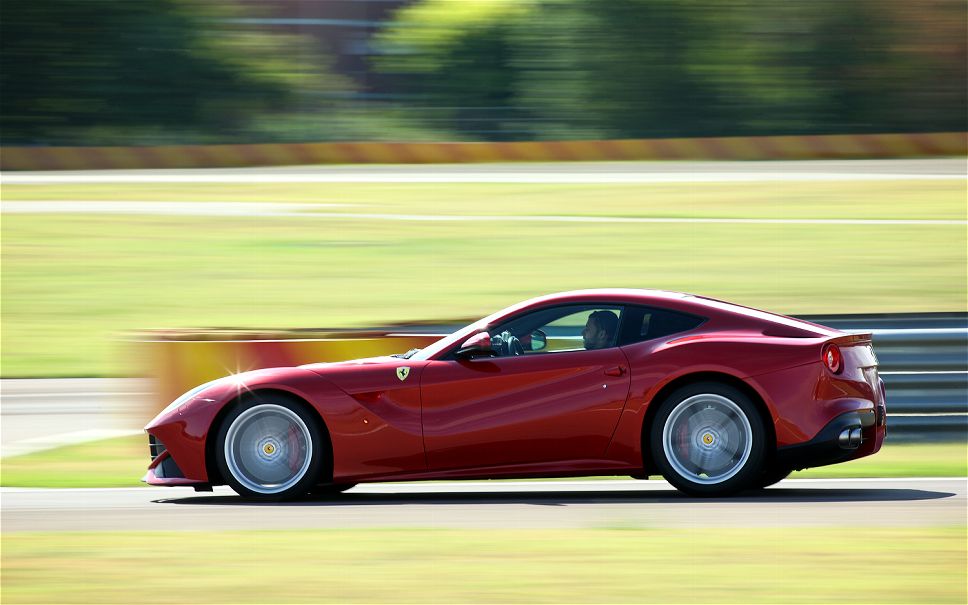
left=456, top=332, right=493, bottom=358
left=529, top=329, right=547, bottom=351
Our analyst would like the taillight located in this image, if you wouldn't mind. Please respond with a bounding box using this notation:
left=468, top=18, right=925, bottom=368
left=823, top=344, right=843, bottom=374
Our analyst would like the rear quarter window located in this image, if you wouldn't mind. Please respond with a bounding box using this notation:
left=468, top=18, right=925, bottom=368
left=618, top=306, right=706, bottom=345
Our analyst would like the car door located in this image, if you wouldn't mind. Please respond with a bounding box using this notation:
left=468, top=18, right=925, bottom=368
left=419, top=305, right=632, bottom=471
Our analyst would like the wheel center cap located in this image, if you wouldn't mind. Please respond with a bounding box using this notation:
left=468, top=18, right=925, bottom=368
left=257, top=437, right=281, bottom=460
left=702, top=432, right=715, bottom=445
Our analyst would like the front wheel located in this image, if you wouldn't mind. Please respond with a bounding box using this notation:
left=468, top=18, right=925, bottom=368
left=309, top=483, right=356, bottom=496
left=649, top=382, right=767, bottom=497
left=216, top=396, right=323, bottom=501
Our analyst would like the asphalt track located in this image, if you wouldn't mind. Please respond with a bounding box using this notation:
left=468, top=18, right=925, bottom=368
left=4, top=157, right=965, bottom=223
left=2, top=158, right=965, bottom=184
left=2, top=478, right=964, bottom=533
left=0, top=378, right=148, bottom=458
left=2, top=160, right=965, bottom=533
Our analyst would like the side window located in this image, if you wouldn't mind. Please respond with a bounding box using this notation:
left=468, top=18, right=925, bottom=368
left=618, top=305, right=705, bottom=345
left=488, top=304, right=624, bottom=357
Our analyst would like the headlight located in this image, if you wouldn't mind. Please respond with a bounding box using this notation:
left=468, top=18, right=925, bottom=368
left=157, top=378, right=224, bottom=418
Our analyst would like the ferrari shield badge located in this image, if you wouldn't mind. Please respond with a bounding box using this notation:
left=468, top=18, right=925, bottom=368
left=396, top=366, right=410, bottom=382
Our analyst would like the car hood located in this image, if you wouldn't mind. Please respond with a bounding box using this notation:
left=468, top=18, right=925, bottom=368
left=297, top=356, right=423, bottom=394
left=299, top=356, right=402, bottom=375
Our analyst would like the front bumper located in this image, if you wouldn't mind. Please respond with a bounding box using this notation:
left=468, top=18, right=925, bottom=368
left=776, top=408, right=885, bottom=471
left=141, top=434, right=208, bottom=487
left=142, top=464, right=207, bottom=487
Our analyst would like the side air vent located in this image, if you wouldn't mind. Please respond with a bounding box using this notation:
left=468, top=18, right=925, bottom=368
left=148, top=434, right=166, bottom=461
left=156, top=455, right=185, bottom=479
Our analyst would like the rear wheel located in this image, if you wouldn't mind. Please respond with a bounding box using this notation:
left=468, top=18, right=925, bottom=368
left=754, top=465, right=793, bottom=489
left=216, top=396, right=323, bottom=501
left=650, top=382, right=767, bottom=497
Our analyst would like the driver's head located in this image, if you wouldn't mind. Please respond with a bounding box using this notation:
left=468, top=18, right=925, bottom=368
left=582, top=310, right=617, bottom=350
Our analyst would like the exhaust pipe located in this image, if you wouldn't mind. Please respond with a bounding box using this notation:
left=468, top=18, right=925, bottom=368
left=838, top=427, right=863, bottom=449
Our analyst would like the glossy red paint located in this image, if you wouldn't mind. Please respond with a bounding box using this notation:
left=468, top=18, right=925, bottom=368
left=457, top=331, right=492, bottom=355
left=142, top=450, right=206, bottom=487
left=421, top=347, right=631, bottom=470
left=143, top=289, right=886, bottom=491
left=302, top=357, right=427, bottom=479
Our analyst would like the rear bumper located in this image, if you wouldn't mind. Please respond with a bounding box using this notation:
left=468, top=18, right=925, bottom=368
left=776, top=408, right=885, bottom=471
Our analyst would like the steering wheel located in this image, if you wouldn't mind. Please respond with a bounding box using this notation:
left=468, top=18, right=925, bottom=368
left=500, top=330, right=525, bottom=356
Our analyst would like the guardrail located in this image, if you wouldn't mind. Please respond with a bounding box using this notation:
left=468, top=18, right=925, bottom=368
left=870, top=327, right=962, bottom=441
left=798, top=314, right=966, bottom=441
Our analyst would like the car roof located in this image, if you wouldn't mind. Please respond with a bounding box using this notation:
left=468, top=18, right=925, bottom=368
left=503, top=289, right=688, bottom=310
left=493, top=289, right=836, bottom=336
left=416, top=288, right=837, bottom=360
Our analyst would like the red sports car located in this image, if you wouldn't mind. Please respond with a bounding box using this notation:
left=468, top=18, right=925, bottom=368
left=144, top=289, right=887, bottom=499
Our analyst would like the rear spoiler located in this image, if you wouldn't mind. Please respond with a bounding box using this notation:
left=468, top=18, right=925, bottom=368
left=828, top=332, right=873, bottom=346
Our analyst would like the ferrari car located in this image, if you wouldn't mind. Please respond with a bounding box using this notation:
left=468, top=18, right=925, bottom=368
left=143, top=289, right=886, bottom=499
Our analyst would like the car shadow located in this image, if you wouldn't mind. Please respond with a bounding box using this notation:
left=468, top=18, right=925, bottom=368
left=155, top=486, right=956, bottom=507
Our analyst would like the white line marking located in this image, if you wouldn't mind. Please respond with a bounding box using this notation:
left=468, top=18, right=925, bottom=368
left=1, top=429, right=144, bottom=459
left=2, top=202, right=963, bottom=225
left=3, top=172, right=965, bottom=184
left=301, top=214, right=968, bottom=226
left=880, top=371, right=968, bottom=375
left=1, top=201, right=349, bottom=215
left=132, top=338, right=396, bottom=343
left=455, top=214, right=953, bottom=225
left=2, top=392, right=151, bottom=398
left=1, top=477, right=964, bottom=494
left=775, top=476, right=967, bottom=483
left=888, top=413, right=968, bottom=417
left=868, top=328, right=968, bottom=335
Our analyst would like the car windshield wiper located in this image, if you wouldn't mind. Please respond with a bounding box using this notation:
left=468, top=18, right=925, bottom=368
left=392, top=348, right=422, bottom=359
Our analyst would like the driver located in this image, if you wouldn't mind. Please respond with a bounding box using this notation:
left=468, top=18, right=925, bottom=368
left=582, top=310, right=618, bottom=350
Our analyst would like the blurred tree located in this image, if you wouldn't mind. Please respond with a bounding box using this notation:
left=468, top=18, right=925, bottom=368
left=881, top=0, right=967, bottom=133
left=4, top=0, right=962, bottom=144
left=377, top=0, right=967, bottom=140
left=0, top=0, right=344, bottom=144
left=376, top=0, right=527, bottom=138
left=511, top=0, right=753, bottom=139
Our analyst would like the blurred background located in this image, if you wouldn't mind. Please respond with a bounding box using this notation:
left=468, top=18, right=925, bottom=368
left=1, top=0, right=965, bottom=378
left=2, top=0, right=966, bottom=146
left=1, top=2, right=966, bottom=604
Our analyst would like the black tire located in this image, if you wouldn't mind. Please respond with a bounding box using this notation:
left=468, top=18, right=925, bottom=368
left=216, top=395, right=324, bottom=501
left=754, top=465, right=793, bottom=489
left=309, top=483, right=356, bottom=496
left=649, top=381, right=767, bottom=497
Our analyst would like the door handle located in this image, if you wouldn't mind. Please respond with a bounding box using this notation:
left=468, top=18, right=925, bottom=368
left=604, top=366, right=626, bottom=377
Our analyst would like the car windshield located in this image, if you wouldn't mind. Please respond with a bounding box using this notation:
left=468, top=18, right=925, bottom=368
left=408, top=295, right=609, bottom=361
left=408, top=319, right=487, bottom=361
left=391, top=348, right=422, bottom=359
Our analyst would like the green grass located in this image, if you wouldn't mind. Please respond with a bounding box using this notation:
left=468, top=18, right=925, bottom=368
left=4, top=179, right=966, bottom=219
left=2, top=179, right=965, bottom=377
left=0, top=435, right=147, bottom=488
left=2, top=527, right=965, bottom=603
left=792, top=441, right=967, bottom=478
left=2, top=437, right=963, bottom=489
